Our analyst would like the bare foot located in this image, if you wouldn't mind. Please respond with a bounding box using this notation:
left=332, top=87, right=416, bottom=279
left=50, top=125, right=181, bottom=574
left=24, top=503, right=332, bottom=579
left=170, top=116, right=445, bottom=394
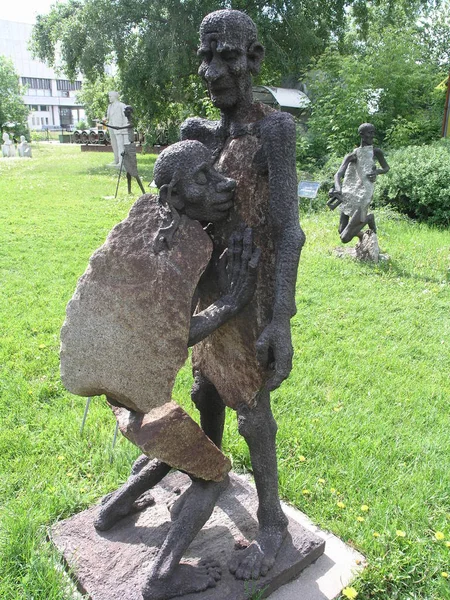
left=229, top=525, right=287, bottom=580
left=142, top=560, right=221, bottom=600
left=94, top=487, right=155, bottom=531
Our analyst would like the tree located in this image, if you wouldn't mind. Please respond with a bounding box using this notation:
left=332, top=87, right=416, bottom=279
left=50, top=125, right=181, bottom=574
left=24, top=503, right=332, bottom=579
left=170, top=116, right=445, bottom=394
left=76, top=74, right=119, bottom=124
left=0, top=56, right=28, bottom=134
left=301, top=14, right=446, bottom=161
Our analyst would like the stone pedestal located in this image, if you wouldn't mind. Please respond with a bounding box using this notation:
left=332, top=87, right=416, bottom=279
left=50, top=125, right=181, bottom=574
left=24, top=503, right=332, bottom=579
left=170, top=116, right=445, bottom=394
left=51, top=472, right=325, bottom=600
left=334, top=230, right=389, bottom=263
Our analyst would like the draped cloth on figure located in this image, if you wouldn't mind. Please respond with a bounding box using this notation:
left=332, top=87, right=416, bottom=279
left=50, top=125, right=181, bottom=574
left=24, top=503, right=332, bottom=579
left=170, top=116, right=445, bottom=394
left=192, top=102, right=276, bottom=409
left=340, top=145, right=376, bottom=220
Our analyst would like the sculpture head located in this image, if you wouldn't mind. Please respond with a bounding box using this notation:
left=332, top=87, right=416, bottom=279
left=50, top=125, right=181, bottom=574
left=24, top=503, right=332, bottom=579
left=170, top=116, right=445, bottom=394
left=108, top=91, right=120, bottom=103
left=198, top=10, right=264, bottom=111
left=153, top=140, right=235, bottom=223
left=124, top=105, right=133, bottom=121
left=2, top=133, right=10, bottom=142
left=358, top=123, right=376, bottom=146
left=20, top=135, right=26, bottom=143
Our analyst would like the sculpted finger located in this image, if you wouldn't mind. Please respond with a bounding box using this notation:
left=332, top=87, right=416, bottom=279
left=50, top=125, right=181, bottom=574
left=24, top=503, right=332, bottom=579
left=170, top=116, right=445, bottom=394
left=231, top=233, right=243, bottom=288
left=217, top=248, right=228, bottom=293
left=241, top=227, right=253, bottom=264
left=256, top=334, right=270, bottom=368
left=248, top=247, right=261, bottom=270
left=265, top=353, right=293, bottom=391
left=227, top=232, right=238, bottom=285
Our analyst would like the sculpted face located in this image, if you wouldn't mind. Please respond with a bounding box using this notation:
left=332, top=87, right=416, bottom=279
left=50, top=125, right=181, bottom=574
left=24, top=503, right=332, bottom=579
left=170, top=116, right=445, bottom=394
left=108, top=91, right=119, bottom=103
left=154, top=141, right=236, bottom=223
left=198, top=10, right=264, bottom=111
left=358, top=124, right=376, bottom=146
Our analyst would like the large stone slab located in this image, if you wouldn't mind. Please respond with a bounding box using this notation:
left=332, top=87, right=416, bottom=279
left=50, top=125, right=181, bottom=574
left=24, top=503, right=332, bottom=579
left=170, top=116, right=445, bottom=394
left=60, top=194, right=212, bottom=414
left=51, top=472, right=325, bottom=600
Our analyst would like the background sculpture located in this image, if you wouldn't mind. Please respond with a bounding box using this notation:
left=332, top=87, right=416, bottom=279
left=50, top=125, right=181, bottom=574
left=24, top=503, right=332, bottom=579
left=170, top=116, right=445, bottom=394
left=328, top=123, right=390, bottom=248
left=101, top=9, right=305, bottom=597
left=106, top=91, right=128, bottom=166
left=2, top=133, right=16, bottom=157
left=18, top=135, right=32, bottom=158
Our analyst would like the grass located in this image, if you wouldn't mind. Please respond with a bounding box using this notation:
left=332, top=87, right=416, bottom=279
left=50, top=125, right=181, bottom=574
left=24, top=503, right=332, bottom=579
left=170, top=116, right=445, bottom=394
left=0, top=144, right=449, bottom=599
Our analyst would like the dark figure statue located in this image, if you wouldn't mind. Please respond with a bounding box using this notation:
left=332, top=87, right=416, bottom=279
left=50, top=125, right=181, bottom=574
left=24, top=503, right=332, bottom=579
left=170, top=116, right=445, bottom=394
left=95, top=9, right=305, bottom=599
left=328, top=123, right=390, bottom=243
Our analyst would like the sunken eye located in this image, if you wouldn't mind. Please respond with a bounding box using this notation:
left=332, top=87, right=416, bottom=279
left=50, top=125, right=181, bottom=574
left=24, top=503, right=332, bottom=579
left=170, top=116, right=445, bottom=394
left=194, top=170, right=208, bottom=185
left=197, top=50, right=212, bottom=62
left=220, top=50, right=239, bottom=61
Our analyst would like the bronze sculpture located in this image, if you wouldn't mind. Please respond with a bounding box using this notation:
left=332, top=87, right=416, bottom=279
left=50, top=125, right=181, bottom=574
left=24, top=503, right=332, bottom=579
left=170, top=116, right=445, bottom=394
left=328, top=123, right=390, bottom=243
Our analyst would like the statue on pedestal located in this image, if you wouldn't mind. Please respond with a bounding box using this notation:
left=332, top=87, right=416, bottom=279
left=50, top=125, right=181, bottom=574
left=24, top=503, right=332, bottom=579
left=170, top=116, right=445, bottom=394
left=106, top=91, right=128, bottom=166
left=328, top=123, right=390, bottom=259
left=2, top=133, right=16, bottom=157
left=18, top=135, right=32, bottom=158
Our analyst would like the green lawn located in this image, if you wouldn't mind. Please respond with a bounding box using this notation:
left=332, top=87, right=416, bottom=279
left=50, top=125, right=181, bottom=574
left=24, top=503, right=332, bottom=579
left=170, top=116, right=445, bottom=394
left=0, top=144, right=449, bottom=599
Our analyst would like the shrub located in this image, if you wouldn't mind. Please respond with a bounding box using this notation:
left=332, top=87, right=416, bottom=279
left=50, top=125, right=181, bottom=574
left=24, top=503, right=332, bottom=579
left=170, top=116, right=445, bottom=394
left=374, top=140, right=450, bottom=227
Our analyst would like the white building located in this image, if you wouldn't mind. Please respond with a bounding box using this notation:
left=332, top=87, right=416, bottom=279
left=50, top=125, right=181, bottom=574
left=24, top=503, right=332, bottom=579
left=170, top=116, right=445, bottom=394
left=0, top=19, right=86, bottom=130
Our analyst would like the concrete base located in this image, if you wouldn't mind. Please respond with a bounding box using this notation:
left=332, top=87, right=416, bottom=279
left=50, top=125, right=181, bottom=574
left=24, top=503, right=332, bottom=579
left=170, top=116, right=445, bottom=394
left=51, top=472, right=328, bottom=600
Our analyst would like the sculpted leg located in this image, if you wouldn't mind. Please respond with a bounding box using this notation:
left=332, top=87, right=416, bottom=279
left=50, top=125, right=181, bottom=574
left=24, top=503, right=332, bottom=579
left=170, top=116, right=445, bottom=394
left=142, top=476, right=228, bottom=600
left=340, top=207, right=367, bottom=243
left=191, top=370, right=226, bottom=448
left=230, top=389, right=288, bottom=580
left=94, top=457, right=171, bottom=531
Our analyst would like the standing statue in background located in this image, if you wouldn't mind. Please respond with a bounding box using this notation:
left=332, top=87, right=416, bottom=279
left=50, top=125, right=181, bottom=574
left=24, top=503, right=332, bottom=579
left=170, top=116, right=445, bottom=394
left=107, top=105, right=146, bottom=194
left=98, top=10, right=306, bottom=598
left=328, top=123, right=390, bottom=256
left=106, top=91, right=128, bottom=166
left=2, top=133, right=16, bottom=157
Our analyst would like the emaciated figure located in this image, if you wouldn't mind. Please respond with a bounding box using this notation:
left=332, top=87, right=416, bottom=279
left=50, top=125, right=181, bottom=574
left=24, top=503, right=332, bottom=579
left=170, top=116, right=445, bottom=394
left=99, top=9, right=305, bottom=596
left=328, top=123, right=390, bottom=243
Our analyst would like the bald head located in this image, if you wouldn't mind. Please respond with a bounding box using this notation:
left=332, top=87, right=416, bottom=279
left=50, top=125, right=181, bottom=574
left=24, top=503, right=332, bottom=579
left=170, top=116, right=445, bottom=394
left=200, top=10, right=258, bottom=51
left=153, top=140, right=210, bottom=189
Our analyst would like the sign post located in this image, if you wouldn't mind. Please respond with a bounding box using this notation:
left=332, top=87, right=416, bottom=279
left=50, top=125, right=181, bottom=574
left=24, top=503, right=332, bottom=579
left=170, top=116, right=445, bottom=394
left=298, top=181, right=321, bottom=211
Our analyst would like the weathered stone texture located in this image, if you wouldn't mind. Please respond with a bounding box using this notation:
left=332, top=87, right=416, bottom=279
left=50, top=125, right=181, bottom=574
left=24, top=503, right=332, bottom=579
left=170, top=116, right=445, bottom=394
left=60, top=194, right=212, bottom=414
left=112, top=403, right=231, bottom=482
left=192, top=103, right=279, bottom=409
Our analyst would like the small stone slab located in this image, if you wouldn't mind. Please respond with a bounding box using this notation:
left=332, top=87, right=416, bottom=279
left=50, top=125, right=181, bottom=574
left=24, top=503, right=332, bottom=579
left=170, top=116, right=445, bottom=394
left=111, top=404, right=231, bottom=482
left=51, top=472, right=325, bottom=600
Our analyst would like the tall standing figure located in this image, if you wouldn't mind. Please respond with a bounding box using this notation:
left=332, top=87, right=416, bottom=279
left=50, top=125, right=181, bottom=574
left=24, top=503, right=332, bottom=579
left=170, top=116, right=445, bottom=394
left=106, top=91, right=128, bottom=167
left=181, top=8, right=305, bottom=581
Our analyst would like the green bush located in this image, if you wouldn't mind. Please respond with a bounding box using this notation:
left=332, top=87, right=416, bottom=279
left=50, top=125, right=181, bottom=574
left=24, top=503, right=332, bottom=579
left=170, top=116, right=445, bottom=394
left=374, top=140, right=450, bottom=227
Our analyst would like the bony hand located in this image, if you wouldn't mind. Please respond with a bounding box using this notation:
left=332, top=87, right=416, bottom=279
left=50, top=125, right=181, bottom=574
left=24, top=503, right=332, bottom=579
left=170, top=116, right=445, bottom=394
left=256, top=319, right=293, bottom=391
left=218, top=227, right=260, bottom=314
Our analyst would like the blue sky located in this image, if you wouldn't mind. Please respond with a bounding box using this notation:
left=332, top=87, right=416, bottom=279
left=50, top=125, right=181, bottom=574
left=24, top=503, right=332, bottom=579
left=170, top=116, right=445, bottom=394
left=0, top=0, right=55, bottom=24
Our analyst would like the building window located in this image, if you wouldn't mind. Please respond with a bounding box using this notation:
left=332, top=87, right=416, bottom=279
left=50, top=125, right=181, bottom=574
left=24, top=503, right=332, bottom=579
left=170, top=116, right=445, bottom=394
left=22, top=77, right=51, bottom=90
left=56, top=80, right=82, bottom=91
left=45, top=117, right=49, bottom=124
left=30, top=105, right=39, bottom=111
left=40, top=105, right=49, bottom=112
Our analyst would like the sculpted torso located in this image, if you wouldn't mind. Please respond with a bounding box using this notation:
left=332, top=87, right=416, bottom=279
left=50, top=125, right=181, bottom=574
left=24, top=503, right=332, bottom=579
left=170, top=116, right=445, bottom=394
left=185, top=102, right=278, bottom=408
